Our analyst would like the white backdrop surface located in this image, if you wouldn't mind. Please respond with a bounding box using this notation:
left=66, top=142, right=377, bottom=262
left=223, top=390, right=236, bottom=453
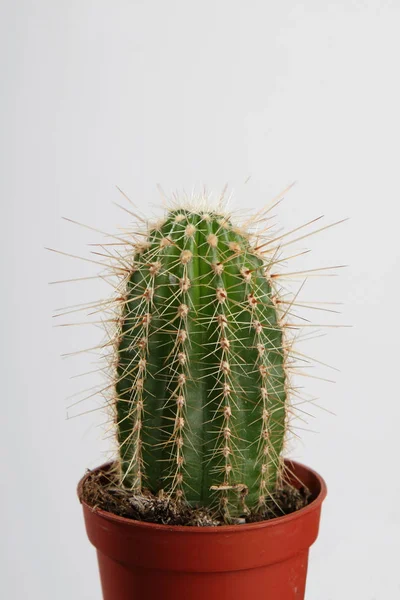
left=1, top=1, right=399, bottom=599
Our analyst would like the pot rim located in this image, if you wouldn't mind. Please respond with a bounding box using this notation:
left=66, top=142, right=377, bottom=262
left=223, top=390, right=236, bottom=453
left=78, top=458, right=327, bottom=534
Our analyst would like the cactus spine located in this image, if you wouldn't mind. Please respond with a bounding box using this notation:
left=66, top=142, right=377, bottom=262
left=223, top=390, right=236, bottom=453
left=115, top=206, right=289, bottom=519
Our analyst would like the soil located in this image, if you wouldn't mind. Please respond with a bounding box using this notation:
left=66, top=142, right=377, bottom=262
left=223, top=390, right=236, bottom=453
left=81, top=464, right=311, bottom=527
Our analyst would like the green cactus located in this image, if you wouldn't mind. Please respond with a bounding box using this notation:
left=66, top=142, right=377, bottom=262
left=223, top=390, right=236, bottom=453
left=114, top=206, right=290, bottom=519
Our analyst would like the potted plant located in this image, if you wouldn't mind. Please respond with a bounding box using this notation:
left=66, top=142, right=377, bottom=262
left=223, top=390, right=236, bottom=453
left=72, top=192, right=341, bottom=599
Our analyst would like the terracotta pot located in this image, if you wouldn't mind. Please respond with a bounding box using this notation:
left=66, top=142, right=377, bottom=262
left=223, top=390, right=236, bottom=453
left=78, top=460, right=327, bottom=600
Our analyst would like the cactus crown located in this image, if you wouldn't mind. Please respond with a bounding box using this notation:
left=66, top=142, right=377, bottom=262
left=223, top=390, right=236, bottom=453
left=113, top=199, right=292, bottom=519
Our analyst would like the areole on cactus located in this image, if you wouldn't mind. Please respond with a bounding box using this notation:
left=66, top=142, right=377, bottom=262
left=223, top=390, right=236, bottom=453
left=113, top=201, right=292, bottom=520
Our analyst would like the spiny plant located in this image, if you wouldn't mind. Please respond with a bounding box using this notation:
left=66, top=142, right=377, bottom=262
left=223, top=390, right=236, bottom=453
left=116, top=207, right=288, bottom=519
left=53, top=187, right=345, bottom=521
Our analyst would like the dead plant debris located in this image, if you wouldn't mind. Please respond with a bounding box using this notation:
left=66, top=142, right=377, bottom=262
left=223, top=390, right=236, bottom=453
left=81, top=465, right=311, bottom=527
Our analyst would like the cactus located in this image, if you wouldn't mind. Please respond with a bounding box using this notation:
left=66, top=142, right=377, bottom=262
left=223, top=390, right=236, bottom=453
left=114, top=204, right=291, bottom=519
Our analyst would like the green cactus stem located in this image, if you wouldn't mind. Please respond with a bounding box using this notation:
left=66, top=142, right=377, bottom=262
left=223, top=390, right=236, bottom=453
left=114, top=207, right=289, bottom=519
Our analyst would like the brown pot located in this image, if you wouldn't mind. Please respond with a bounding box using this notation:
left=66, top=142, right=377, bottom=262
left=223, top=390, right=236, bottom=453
left=78, top=460, right=327, bottom=600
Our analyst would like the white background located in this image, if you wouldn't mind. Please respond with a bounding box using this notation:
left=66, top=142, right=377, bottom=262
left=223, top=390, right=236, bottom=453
left=1, top=1, right=399, bottom=599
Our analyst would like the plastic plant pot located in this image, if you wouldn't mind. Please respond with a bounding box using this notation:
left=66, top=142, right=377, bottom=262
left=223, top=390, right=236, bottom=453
left=78, top=459, right=327, bottom=600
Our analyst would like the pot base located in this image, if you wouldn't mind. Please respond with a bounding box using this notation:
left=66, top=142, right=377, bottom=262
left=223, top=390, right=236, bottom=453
left=97, top=548, right=309, bottom=599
